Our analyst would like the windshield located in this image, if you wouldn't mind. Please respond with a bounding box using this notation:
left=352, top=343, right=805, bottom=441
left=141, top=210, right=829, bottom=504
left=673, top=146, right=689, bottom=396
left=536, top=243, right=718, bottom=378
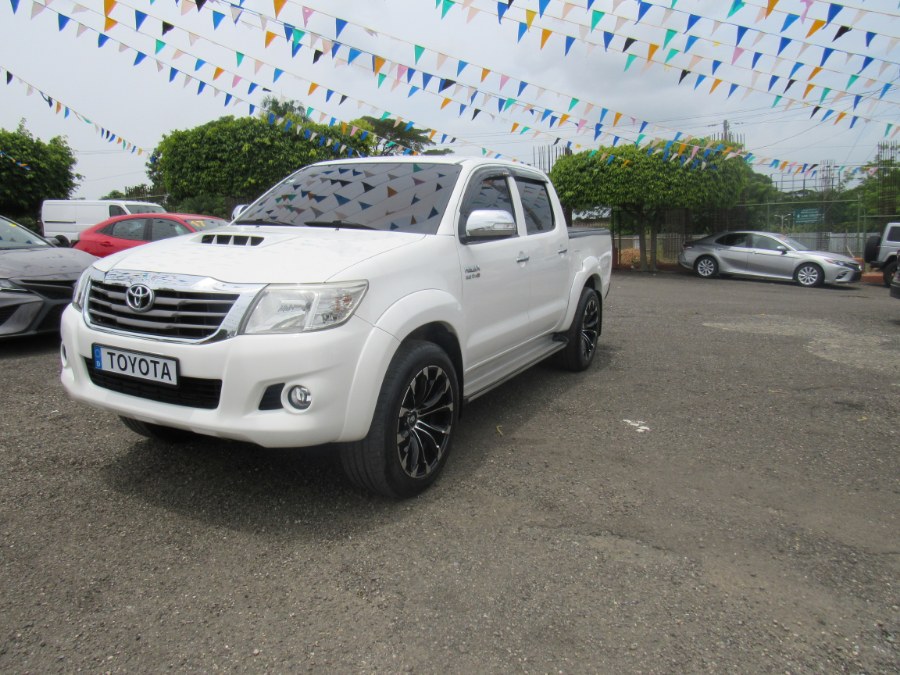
left=128, top=204, right=165, bottom=214
left=772, top=234, right=807, bottom=250
left=236, top=162, right=462, bottom=234
left=0, top=216, right=50, bottom=249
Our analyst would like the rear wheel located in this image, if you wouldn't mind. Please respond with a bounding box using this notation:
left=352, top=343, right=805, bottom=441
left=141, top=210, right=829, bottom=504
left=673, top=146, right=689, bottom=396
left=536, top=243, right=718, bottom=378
left=695, top=255, right=718, bottom=279
left=559, top=287, right=601, bottom=372
left=882, top=260, right=897, bottom=287
left=795, top=263, right=824, bottom=287
left=119, top=416, right=195, bottom=442
left=340, top=341, right=458, bottom=499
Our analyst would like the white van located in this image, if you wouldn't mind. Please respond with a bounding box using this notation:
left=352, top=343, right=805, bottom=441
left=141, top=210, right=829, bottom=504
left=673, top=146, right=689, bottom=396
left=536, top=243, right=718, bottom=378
left=41, top=200, right=165, bottom=242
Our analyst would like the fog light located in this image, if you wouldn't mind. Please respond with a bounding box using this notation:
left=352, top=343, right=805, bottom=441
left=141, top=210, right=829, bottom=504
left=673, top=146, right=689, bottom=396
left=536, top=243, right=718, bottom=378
left=286, top=385, right=312, bottom=410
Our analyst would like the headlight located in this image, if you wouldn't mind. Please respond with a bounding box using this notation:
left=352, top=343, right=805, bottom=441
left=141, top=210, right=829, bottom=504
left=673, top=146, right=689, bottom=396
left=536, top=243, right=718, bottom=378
left=822, top=258, right=856, bottom=268
left=71, top=268, right=93, bottom=310
left=242, top=281, right=368, bottom=334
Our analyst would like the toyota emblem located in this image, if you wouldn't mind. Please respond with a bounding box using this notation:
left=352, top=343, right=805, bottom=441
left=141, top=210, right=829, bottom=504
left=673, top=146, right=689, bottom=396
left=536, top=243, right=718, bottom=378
left=125, top=284, right=155, bottom=313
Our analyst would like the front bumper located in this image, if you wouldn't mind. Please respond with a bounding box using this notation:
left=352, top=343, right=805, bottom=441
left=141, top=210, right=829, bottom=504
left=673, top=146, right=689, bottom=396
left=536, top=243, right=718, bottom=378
left=825, top=265, right=862, bottom=284
left=0, top=293, right=69, bottom=338
left=59, top=305, right=399, bottom=447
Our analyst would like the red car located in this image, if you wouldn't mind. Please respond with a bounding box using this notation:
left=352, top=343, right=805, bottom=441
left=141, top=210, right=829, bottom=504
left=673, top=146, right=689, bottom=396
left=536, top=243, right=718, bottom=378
left=74, top=213, right=227, bottom=257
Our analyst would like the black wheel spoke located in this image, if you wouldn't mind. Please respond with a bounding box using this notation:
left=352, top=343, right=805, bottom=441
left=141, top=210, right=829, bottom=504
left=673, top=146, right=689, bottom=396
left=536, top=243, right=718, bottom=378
left=396, top=363, right=455, bottom=479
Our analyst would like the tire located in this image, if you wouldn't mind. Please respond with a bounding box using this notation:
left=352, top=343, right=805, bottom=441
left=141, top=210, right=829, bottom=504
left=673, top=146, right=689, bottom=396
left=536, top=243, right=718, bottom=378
left=694, top=255, right=719, bottom=279
left=795, top=263, right=824, bottom=287
left=340, top=341, right=459, bottom=499
left=863, top=235, right=881, bottom=264
left=119, top=416, right=195, bottom=442
left=883, top=260, right=897, bottom=288
left=559, top=287, right=601, bottom=372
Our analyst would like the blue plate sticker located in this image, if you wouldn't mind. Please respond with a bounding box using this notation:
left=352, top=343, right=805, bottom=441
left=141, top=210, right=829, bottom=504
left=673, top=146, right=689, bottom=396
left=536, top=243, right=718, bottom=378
left=93, top=345, right=102, bottom=369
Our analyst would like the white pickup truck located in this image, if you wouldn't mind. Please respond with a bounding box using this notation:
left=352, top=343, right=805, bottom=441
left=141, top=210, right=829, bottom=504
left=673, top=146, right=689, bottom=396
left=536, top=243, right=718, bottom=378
left=60, top=157, right=612, bottom=497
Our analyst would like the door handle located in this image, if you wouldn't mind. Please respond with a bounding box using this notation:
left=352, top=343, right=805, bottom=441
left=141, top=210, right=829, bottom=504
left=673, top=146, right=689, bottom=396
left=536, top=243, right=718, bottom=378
left=516, top=253, right=530, bottom=263
left=558, top=247, right=568, bottom=256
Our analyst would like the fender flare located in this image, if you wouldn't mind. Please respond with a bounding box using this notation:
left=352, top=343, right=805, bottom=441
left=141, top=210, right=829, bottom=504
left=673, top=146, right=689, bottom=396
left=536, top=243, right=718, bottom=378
left=339, top=289, right=465, bottom=440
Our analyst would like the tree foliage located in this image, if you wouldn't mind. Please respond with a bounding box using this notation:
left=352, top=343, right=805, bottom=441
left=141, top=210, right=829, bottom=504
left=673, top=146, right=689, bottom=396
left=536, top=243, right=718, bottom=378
left=550, top=143, right=750, bottom=269
left=149, top=113, right=375, bottom=216
left=0, top=122, right=79, bottom=226
left=350, top=116, right=446, bottom=155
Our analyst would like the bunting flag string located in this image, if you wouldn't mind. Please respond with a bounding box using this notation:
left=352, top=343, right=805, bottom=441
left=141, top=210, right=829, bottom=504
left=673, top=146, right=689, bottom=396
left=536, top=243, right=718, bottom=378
left=85, top=0, right=893, bottom=171
left=0, top=63, right=150, bottom=155
left=0, top=148, right=32, bottom=171
left=425, top=0, right=900, bottom=110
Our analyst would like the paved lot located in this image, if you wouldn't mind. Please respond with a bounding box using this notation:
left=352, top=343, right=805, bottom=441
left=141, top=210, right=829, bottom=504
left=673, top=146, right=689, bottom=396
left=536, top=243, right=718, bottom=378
left=1, top=271, right=898, bottom=673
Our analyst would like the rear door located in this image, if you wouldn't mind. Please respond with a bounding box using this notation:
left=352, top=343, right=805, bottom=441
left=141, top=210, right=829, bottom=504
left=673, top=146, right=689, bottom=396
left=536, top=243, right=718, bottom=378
left=713, top=232, right=752, bottom=273
left=511, top=174, right=569, bottom=335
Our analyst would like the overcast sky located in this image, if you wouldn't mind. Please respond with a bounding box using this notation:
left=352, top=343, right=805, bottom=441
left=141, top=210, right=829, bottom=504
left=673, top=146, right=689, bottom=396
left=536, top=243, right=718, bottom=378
left=1, top=0, right=898, bottom=199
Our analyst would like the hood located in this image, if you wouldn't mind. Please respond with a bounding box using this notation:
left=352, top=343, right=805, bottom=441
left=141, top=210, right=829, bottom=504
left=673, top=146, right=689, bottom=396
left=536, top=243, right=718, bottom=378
left=804, top=249, right=858, bottom=263
left=0, top=246, right=97, bottom=280
left=96, top=225, right=426, bottom=283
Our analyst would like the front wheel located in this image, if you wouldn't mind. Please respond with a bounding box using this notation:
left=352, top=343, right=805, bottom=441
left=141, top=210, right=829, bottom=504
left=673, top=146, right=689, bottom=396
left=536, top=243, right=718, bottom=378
left=795, top=263, right=824, bottom=287
left=559, top=287, right=601, bottom=372
left=695, top=255, right=719, bottom=279
left=340, top=341, right=459, bottom=499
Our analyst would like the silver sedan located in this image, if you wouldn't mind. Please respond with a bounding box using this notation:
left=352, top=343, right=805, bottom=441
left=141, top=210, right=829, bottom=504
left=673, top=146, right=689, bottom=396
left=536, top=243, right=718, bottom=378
left=678, top=231, right=862, bottom=287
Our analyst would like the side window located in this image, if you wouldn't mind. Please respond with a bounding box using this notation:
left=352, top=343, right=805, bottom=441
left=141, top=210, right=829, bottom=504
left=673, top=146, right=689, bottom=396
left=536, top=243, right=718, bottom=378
left=150, top=218, right=189, bottom=240
left=886, top=225, right=900, bottom=243
left=750, top=234, right=782, bottom=250
left=459, top=174, right=515, bottom=237
left=109, top=219, right=147, bottom=241
left=716, top=233, right=749, bottom=247
left=515, top=178, right=555, bottom=235
left=109, top=205, right=126, bottom=217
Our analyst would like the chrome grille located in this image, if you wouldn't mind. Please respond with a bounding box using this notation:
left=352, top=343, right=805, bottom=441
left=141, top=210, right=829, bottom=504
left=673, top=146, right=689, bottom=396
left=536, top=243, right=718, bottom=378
left=87, top=281, right=240, bottom=340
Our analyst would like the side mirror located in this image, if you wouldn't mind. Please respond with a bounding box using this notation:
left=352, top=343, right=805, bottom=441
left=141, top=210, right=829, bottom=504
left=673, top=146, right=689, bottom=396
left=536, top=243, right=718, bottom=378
left=53, top=235, right=71, bottom=248
left=464, top=209, right=517, bottom=241
left=231, top=204, right=248, bottom=220
left=776, top=245, right=788, bottom=254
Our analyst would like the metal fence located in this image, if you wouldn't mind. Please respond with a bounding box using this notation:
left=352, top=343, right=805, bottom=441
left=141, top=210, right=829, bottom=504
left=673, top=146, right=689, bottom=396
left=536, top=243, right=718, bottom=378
left=611, top=231, right=879, bottom=266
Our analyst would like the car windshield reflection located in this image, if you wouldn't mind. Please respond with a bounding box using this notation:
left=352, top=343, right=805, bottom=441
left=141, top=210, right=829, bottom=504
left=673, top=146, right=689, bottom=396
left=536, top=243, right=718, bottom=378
left=0, top=216, right=50, bottom=249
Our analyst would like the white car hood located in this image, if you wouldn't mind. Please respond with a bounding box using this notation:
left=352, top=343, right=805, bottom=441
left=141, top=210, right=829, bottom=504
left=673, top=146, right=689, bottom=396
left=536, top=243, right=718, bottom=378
left=96, top=226, right=425, bottom=283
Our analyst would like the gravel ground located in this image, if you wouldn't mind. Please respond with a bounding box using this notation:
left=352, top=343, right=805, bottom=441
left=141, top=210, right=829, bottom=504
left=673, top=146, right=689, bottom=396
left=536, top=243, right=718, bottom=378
left=1, top=271, right=898, bottom=673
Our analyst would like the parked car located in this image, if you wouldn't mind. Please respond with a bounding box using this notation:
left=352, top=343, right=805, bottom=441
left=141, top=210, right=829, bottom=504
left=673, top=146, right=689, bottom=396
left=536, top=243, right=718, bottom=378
left=891, top=251, right=900, bottom=300
left=0, top=215, right=96, bottom=339
left=679, top=231, right=862, bottom=287
left=41, top=199, right=165, bottom=243
left=60, top=157, right=613, bottom=498
left=74, top=213, right=227, bottom=257
left=863, top=222, right=900, bottom=287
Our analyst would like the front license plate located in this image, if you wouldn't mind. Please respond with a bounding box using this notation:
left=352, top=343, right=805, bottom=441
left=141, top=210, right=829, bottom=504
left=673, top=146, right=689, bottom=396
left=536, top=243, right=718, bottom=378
left=93, top=344, right=179, bottom=386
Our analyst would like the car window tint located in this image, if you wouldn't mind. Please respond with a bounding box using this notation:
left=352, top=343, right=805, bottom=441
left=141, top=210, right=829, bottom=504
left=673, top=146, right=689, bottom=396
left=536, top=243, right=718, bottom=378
left=887, top=225, right=900, bottom=242
left=109, top=219, right=147, bottom=240
left=460, top=175, right=515, bottom=234
left=514, top=178, right=555, bottom=235
left=751, top=234, right=783, bottom=250
left=109, top=205, right=126, bottom=217
left=716, top=233, right=749, bottom=247
left=150, top=219, right=189, bottom=240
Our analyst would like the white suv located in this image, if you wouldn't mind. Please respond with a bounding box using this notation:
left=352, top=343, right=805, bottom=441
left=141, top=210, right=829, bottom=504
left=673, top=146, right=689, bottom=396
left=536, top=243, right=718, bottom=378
left=864, top=223, right=900, bottom=286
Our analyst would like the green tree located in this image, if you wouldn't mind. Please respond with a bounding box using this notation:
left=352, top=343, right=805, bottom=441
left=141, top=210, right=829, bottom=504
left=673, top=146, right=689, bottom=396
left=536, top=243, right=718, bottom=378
left=0, top=122, right=80, bottom=228
left=551, top=142, right=747, bottom=270
left=845, top=142, right=900, bottom=229
left=101, top=183, right=164, bottom=202
left=350, top=116, right=447, bottom=155
left=149, top=113, right=375, bottom=217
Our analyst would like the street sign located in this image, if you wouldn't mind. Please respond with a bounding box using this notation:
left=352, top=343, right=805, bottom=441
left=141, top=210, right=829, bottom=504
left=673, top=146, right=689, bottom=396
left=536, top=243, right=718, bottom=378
left=793, top=207, right=822, bottom=225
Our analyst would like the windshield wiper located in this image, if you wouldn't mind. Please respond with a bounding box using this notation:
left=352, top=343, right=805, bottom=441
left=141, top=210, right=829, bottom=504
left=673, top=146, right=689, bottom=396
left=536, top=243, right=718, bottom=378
left=304, top=220, right=374, bottom=230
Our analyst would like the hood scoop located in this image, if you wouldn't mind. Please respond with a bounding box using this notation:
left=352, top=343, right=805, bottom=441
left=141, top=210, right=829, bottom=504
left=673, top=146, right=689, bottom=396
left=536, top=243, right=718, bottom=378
left=200, top=233, right=264, bottom=247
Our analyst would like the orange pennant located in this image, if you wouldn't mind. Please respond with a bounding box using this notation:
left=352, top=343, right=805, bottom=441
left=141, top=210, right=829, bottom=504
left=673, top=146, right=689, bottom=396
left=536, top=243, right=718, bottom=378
left=213, top=67, right=224, bottom=80
left=647, top=43, right=659, bottom=62
left=613, top=112, right=622, bottom=126
left=440, top=97, right=452, bottom=109
left=265, top=31, right=277, bottom=47
left=373, top=56, right=386, bottom=74
left=525, top=9, right=536, bottom=28
left=806, top=19, right=825, bottom=38
left=559, top=114, right=570, bottom=126
left=104, top=0, right=116, bottom=15
left=273, top=0, right=287, bottom=18
left=765, top=0, right=778, bottom=17
left=834, top=112, right=847, bottom=125
left=480, top=68, right=490, bottom=82
left=710, top=78, right=723, bottom=93
left=308, top=82, right=319, bottom=95
left=540, top=29, right=552, bottom=49
left=104, top=17, right=117, bottom=30
left=511, top=123, right=519, bottom=133
left=808, top=66, right=822, bottom=80
left=803, top=83, right=815, bottom=98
